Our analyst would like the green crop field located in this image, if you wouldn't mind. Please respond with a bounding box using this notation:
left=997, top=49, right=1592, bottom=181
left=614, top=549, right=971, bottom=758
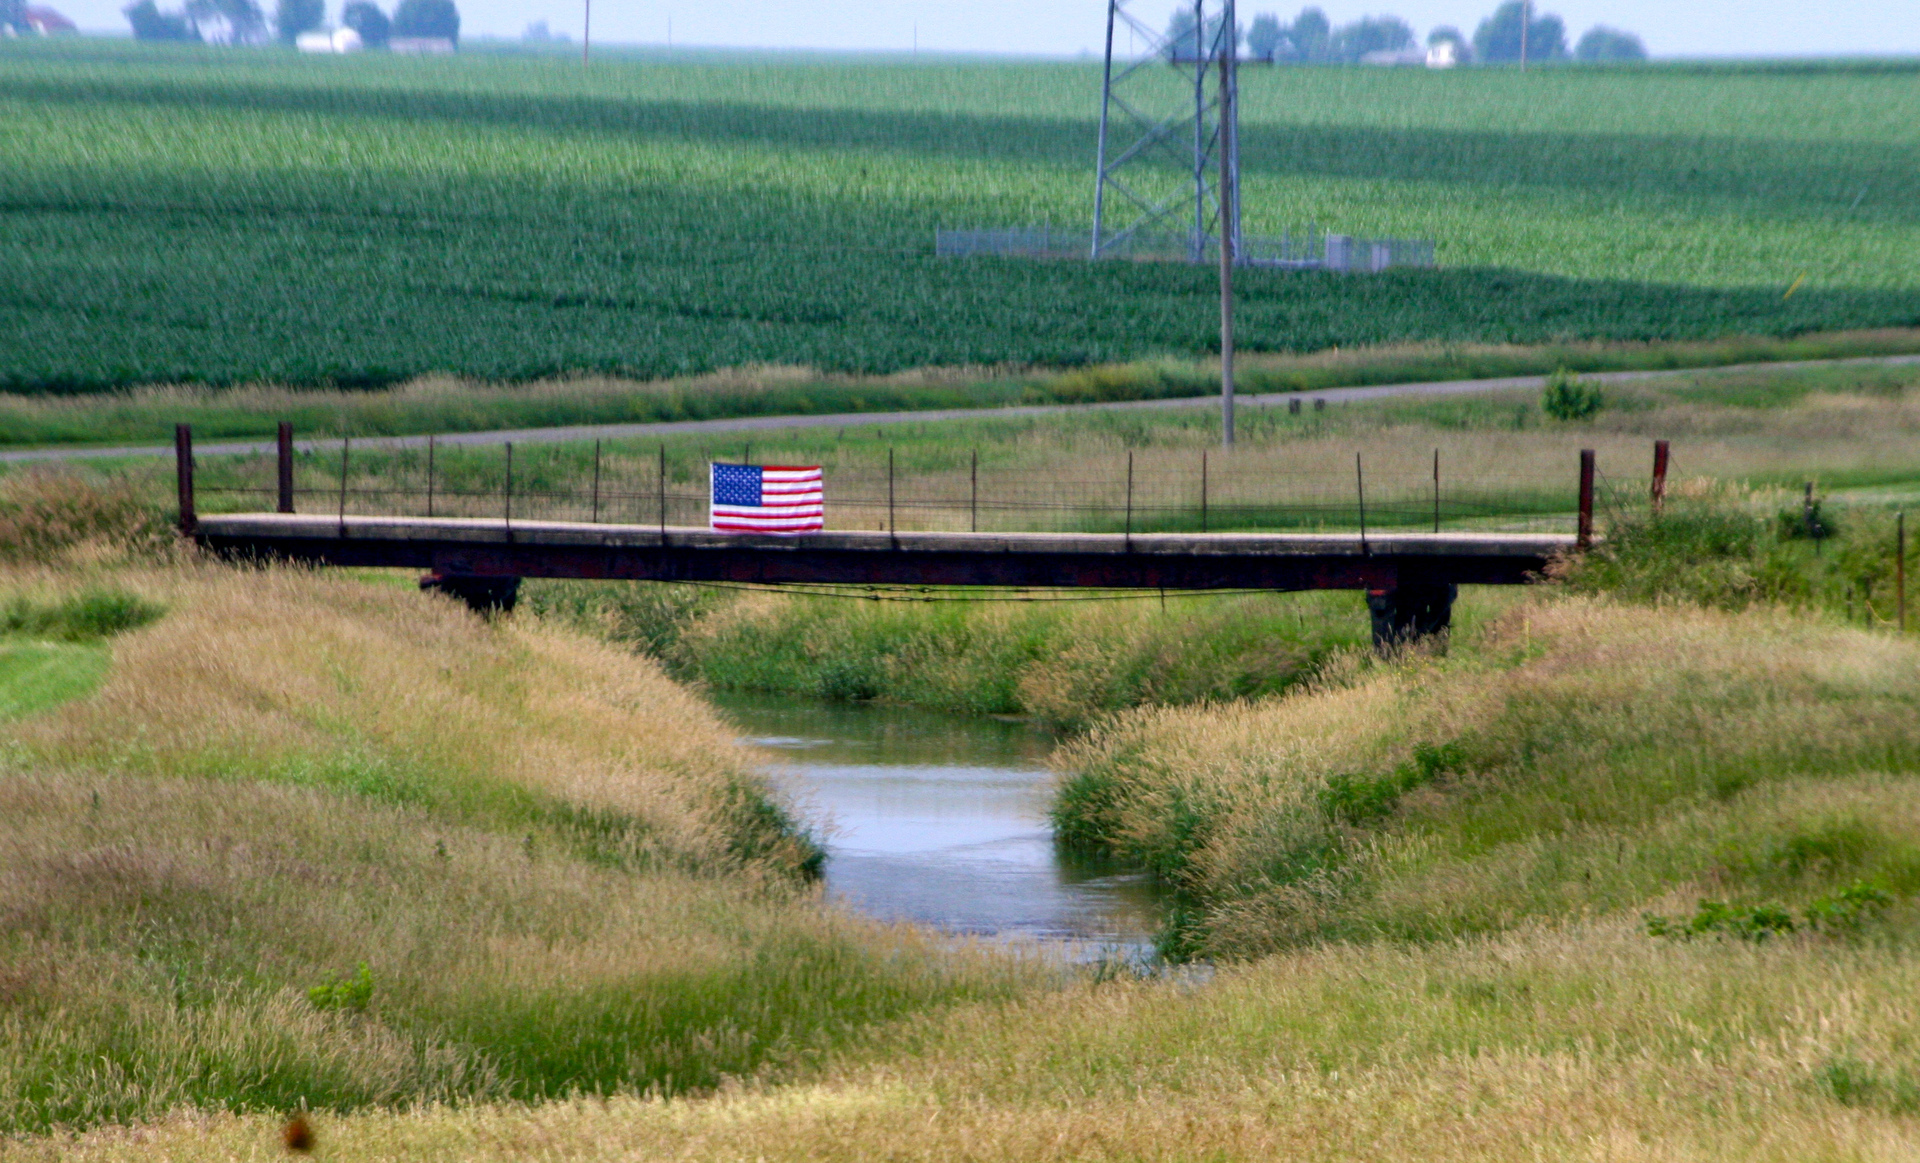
left=2, top=40, right=1919, bottom=392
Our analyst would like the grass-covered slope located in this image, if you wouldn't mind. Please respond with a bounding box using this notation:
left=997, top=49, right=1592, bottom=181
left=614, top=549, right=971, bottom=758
left=1056, top=596, right=1920, bottom=959
left=0, top=564, right=1018, bottom=1134
left=35, top=841, right=1920, bottom=1160
left=2, top=43, right=1919, bottom=390
left=526, top=583, right=1373, bottom=729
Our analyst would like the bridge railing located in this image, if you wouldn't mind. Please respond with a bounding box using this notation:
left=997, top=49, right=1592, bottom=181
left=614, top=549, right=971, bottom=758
left=183, top=427, right=1669, bottom=542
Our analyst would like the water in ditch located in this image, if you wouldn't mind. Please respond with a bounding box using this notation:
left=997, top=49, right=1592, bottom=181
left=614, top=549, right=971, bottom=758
left=715, top=692, right=1168, bottom=955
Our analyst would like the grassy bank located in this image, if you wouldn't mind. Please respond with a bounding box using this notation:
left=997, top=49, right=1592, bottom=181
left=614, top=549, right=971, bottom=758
left=27, top=843, right=1920, bottom=1160
left=526, top=583, right=1378, bottom=729
left=6, top=329, right=1920, bottom=448
left=1056, top=593, right=1920, bottom=960
left=0, top=538, right=1028, bottom=1134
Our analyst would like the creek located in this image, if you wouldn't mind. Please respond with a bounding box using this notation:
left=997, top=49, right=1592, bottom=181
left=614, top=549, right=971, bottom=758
left=717, top=692, right=1167, bottom=955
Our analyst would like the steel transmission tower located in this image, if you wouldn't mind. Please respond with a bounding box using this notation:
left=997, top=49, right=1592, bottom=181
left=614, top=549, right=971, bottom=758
left=1092, top=0, right=1240, bottom=262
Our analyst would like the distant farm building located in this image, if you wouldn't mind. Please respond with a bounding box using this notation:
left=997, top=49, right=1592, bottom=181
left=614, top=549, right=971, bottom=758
left=18, top=6, right=77, bottom=33
left=297, top=27, right=364, bottom=52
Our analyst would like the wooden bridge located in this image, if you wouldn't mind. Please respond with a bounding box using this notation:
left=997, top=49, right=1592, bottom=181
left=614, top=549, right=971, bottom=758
left=176, top=425, right=1597, bottom=646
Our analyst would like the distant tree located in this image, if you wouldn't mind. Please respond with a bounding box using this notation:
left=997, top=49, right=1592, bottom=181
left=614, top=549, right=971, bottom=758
left=185, top=0, right=266, bottom=43
left=1246, top=12, right=1283, bottom=61
left=1575, top=25, right=1646, bottom=61
left=390, top=0, right=455, bottom=41
left=341, top=0, right=387, bottom=45
left=125, top=0, right=198, bottom=38
left=1330, top=15, right=1412, bottom=62
left=1427, top=25, right=1471, bottom=63
left=274, top=0, right=321, bottom=42
left=1164, top=9, right=1198, bottom=59
left=1287, top=6, right=1330, bottom=62
left=1162, top=8, right=1239, bottom=61
left=0, top=0, right=27, bottom=34
left=1473, top=1, right=1566, bottom=64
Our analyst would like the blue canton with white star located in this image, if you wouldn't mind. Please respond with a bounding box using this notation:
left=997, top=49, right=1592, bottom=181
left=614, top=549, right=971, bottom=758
left=712, top=464, right=762, bottom=507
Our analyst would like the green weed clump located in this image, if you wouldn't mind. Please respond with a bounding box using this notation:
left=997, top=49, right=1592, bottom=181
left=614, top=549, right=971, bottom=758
left=1, top=587, right=164, bottom=641
left=1540, top=368, right=1604, bottom=420
left=1645, top=882, right=1898, bottom=942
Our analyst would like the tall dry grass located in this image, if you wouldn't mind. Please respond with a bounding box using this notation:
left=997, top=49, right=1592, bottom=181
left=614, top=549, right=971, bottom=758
left=11, top=564, right=813, bottom=875
left=21, top=902, right=1920, bottom=1161
left=0, top=562, right=1029, bottom=1132
left=1056, top=596, right=1920, bottom=958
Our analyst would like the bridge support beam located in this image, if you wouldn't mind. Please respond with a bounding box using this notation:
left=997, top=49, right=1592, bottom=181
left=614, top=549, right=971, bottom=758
left=420, top=572, right=521, bottom=614
left=1365, top=582, right=1456, bottom=652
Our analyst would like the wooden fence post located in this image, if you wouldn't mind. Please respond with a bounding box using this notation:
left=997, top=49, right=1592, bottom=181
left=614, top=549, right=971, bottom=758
left=174, top=424, right=196, bottom=535
left=276, top=422, right=294, bottom=513
left=887, top=447, right=896, bottom=539
left=1651, top=439, right=1670, bottom=514
left=591, top=439, right=602, bottom=523
left=1577, top=449, right=1596, bottom=549
left=425, top=435, right=436, bottom=518
left=1124, top=451, right=1134, bottom=546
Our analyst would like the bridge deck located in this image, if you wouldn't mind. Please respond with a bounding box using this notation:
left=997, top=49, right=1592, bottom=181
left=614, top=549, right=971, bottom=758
left=194, top=513, right=1576, bottom=592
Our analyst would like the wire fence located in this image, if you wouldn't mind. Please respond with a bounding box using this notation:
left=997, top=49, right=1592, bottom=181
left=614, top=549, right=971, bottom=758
left=194, top=441, right=1642, bottom=537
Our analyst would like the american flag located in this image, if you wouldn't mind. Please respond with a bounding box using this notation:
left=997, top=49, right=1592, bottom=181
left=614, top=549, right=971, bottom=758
left=709, top=463, right=825, bottom=534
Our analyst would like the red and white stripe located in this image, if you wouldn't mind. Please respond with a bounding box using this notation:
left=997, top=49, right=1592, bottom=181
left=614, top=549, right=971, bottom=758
left=711, top=466, right=825, bottom=534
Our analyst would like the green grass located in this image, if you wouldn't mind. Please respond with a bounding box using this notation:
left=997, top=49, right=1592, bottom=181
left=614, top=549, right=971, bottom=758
left=1, top=42, right=1919, bottom=392
left=0, top=586, right=166, bottom=720
left=527, top=582, right=1375, bottom=729
left=0, top=640, right=108, bottom=719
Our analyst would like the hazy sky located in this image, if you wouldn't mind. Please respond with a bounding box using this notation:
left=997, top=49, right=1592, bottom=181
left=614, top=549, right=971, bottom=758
left=61, top=0, right=1920, bottom=60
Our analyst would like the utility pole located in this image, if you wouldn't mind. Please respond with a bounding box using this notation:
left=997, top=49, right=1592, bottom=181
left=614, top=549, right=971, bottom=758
left=582, top=0, right=589, bottom=64
left=1519, top=0, right=1529, bottom=71
left=1218, top=0, right=1237, bottom=447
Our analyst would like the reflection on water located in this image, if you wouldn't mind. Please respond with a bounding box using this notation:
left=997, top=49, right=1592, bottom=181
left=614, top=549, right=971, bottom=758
left=715, top=692, right=1167, bottom=954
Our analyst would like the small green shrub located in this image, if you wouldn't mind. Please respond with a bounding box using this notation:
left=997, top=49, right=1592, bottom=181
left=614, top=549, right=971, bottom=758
left=1803, top=881, right=1895, bottom=934
left=1319, top=742, right=1469, bottom=827
left=1541, top=369, right=1605, bottom=421
left=1776, top=494, right=1839, bottom=541
left=1646, top=881, right=1896, bottom=943
left=307, top=963, right=375, bottom=1013
left=1644, top=899, right=1798, bottom=942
